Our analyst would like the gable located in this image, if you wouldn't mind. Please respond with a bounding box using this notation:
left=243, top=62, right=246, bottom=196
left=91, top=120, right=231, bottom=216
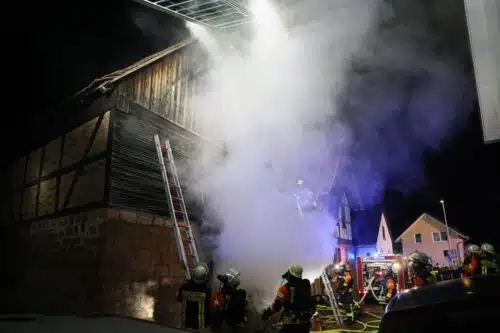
left=395, top=213, right=468, bottom=242
left=377, top=213, right=392, bottom=243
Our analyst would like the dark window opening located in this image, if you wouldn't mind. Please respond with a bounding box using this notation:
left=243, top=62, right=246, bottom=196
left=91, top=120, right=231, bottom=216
left=415, top=233, right=422, bottom=243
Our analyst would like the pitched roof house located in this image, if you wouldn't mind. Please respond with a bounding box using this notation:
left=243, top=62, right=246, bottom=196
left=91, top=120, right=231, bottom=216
left=352, top=205, right=394, bottom=257
left=394, top=213, right=469, bottom=266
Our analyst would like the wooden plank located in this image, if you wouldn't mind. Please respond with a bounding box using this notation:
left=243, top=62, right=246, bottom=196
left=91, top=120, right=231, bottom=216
left=58, top=171, right=76, bottom=211
left=89, top=110, right=110, bottom=156
left=38, top=177, right=58, bottom=217
left=63, top=114, right=105, bottom=209
left=64, top=159, right=106, bottom=209
left=42, top=137, right=62, bottom=177
left=22, top=185, right=38, bottom=220
left=62, top=117, right=99, bottom=168
left=25, top=148, right=42, bottom=183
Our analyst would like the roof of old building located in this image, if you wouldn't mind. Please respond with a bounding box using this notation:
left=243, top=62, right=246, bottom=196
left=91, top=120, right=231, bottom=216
left=72, top=38, right=195, bottom=102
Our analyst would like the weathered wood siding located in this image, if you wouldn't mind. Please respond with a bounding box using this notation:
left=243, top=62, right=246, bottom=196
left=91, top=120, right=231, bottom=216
left=116, top=42, right=209, bottom=135
left=5, top=111, right=111, bottom=223
left=110, top=104, right=203, bottom=219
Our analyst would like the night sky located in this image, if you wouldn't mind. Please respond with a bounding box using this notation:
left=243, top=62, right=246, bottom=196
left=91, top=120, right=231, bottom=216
left=8, top=0, right=500, bottom=246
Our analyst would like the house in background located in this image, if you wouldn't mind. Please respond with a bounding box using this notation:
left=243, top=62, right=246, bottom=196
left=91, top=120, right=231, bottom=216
left=318, top=188, right=362, bottom=266
left=394, top=213, right=468, bottom=266
left=352, top=205, right=394, bottom=258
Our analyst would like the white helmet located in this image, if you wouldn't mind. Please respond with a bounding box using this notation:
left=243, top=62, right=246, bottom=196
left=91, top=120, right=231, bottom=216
left=192, top=262, right=209, bottom=284
left=225, top=268, right=241, bottom=288
left=481, top=243, right=496, bottom=256
left=465, top=244, right=481, bottom=256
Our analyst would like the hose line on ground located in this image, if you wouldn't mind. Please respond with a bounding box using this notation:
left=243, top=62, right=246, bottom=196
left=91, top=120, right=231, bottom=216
left=316, top=304, right=382, bottom=333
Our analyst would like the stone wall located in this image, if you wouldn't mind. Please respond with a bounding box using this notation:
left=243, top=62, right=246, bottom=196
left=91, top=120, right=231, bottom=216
left=7, top=207, right=204, bottom=326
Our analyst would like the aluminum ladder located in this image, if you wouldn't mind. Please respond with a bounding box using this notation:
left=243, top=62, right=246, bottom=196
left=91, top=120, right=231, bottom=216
left=154, top=134, right=199, bottom=280
left=321, top=269, right=343, bottom=325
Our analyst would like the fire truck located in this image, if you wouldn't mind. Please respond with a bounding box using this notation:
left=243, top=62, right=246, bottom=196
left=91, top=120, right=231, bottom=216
left=355, top=254, right=411, bottom=303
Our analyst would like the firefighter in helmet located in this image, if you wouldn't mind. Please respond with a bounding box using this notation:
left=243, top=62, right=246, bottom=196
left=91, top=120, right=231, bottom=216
left=176, top=262, right=212, bottom=330
left=332, top=263, right=356, bottom=323
left=262, top=264, right=315, bottom=333
left=463, top=244, right=482, bottom=277
left=408, top=251, right=432, bottom=287
left=479, top=243, right=498, bottom=276
left=212, top=269, right=248, bottom=333
left=380, top=266, right=397, bottom=303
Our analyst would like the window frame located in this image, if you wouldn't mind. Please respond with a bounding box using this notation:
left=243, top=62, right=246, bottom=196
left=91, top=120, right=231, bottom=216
left=414, top=233, right=422, bottom=243
left=432, top=232, right=442, bottom=243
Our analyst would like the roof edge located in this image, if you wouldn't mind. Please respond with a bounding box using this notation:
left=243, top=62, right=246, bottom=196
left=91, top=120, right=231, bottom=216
left=71, top=38, right=196, bottom=101
left=395, top=212, right=469, bottom=242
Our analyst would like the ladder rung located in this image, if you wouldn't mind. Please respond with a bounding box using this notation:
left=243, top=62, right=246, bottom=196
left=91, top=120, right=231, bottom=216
left=182, top=237, right=191, bottom=242
left=177, top=223, right=189, bottom=229
left=174, top=210, right=187, bottom=215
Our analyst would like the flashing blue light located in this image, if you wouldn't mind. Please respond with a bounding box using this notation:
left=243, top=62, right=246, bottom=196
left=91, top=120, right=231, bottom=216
left=348, top=253, right=355, bottom=261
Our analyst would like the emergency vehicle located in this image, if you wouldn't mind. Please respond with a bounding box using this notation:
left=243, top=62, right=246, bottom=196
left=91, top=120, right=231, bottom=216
left=356, top=254, right=411, bottom=302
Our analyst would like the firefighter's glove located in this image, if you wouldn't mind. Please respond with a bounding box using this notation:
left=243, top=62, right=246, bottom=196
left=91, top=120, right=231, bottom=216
left=262, top=307, right=273, bottom=321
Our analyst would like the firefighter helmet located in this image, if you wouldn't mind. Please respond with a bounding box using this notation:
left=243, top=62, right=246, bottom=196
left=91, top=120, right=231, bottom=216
left=481, top=243, right=495, bottom=256
left=465, top=244, right=481, bottom=256
left=333, top=263, right=350, bottom=274
left=226, top=268, right=241, bottom=288
left=192, top=262, right=209, bottom=284
left=288, top=264, right=303, bottom=279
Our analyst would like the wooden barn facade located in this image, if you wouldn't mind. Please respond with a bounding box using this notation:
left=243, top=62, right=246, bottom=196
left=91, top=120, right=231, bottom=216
left=0, top=38, right=216, bottom=323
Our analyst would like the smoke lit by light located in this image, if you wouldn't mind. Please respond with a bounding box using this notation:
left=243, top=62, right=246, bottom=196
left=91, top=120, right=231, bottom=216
left=182, top=0, right=472, bottom=307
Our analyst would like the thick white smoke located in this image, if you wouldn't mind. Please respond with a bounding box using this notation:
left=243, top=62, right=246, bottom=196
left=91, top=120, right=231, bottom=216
left=186, top=0, right=380, bottom=307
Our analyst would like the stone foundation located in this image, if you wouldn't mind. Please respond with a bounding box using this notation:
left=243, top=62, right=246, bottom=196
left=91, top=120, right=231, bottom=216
left=7, top=207, right=204, bottom=326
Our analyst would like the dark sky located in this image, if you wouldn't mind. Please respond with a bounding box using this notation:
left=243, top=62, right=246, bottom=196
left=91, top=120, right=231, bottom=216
left=9, top=0, right=500, bottom=246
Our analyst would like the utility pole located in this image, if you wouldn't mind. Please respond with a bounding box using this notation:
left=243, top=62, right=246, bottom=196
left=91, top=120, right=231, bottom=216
left=440, top=200, right=454, bottom=266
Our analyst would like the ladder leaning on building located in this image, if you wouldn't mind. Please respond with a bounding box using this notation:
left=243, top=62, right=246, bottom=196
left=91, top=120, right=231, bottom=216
left=154, top=134, right=200, bottom=280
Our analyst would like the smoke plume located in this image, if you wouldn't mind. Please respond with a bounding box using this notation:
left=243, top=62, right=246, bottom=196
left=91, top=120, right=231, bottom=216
left=186, top=0, right=380, bottom=306
left=182, top=0, right=472, bottom=307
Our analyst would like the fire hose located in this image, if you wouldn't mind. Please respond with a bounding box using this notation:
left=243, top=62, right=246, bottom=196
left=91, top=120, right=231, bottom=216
left=264, top=305, right=382, bottom=333
left=358, top=276, right=384, bottom=305
left=315, top=304, right=382, bottom=333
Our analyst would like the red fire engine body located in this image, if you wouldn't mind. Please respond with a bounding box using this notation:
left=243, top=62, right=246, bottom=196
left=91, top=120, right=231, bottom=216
left=356, top=254, right=411, bottom=297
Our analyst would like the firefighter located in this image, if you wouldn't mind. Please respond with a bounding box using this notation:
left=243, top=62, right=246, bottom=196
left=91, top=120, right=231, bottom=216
left=176, top=262, right=212, bottom=330
left=380, top=266, right=397, bottom=303
left=480, top=243, right=498, bottom=276
left=463, top=244, right=482, bottom=277
left=262, top=264, right=315, bottom=333
left=212, top=269, right=248, bottom=333
left=408, top=251, right=432, bottom=287
left=332, top=263, right=356, bottom=323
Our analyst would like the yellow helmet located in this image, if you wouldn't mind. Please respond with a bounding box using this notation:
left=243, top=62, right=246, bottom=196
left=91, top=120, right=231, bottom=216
left=288, top=264, right=303, bottom=279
